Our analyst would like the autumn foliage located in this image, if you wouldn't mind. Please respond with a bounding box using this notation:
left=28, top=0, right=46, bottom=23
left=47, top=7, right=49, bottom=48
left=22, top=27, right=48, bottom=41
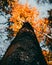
left=8, top=0, right=48, bottom=42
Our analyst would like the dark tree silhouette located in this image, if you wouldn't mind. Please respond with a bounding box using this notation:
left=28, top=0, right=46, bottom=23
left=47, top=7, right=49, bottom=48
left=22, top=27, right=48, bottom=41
left=0, top=22, right=48, bottom=65
left=49, top=0, right=52, bottom=3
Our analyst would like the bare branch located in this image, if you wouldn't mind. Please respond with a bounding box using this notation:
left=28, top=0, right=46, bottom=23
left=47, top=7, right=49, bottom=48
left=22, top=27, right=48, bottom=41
left=43, top=33, right=52, bottom=39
